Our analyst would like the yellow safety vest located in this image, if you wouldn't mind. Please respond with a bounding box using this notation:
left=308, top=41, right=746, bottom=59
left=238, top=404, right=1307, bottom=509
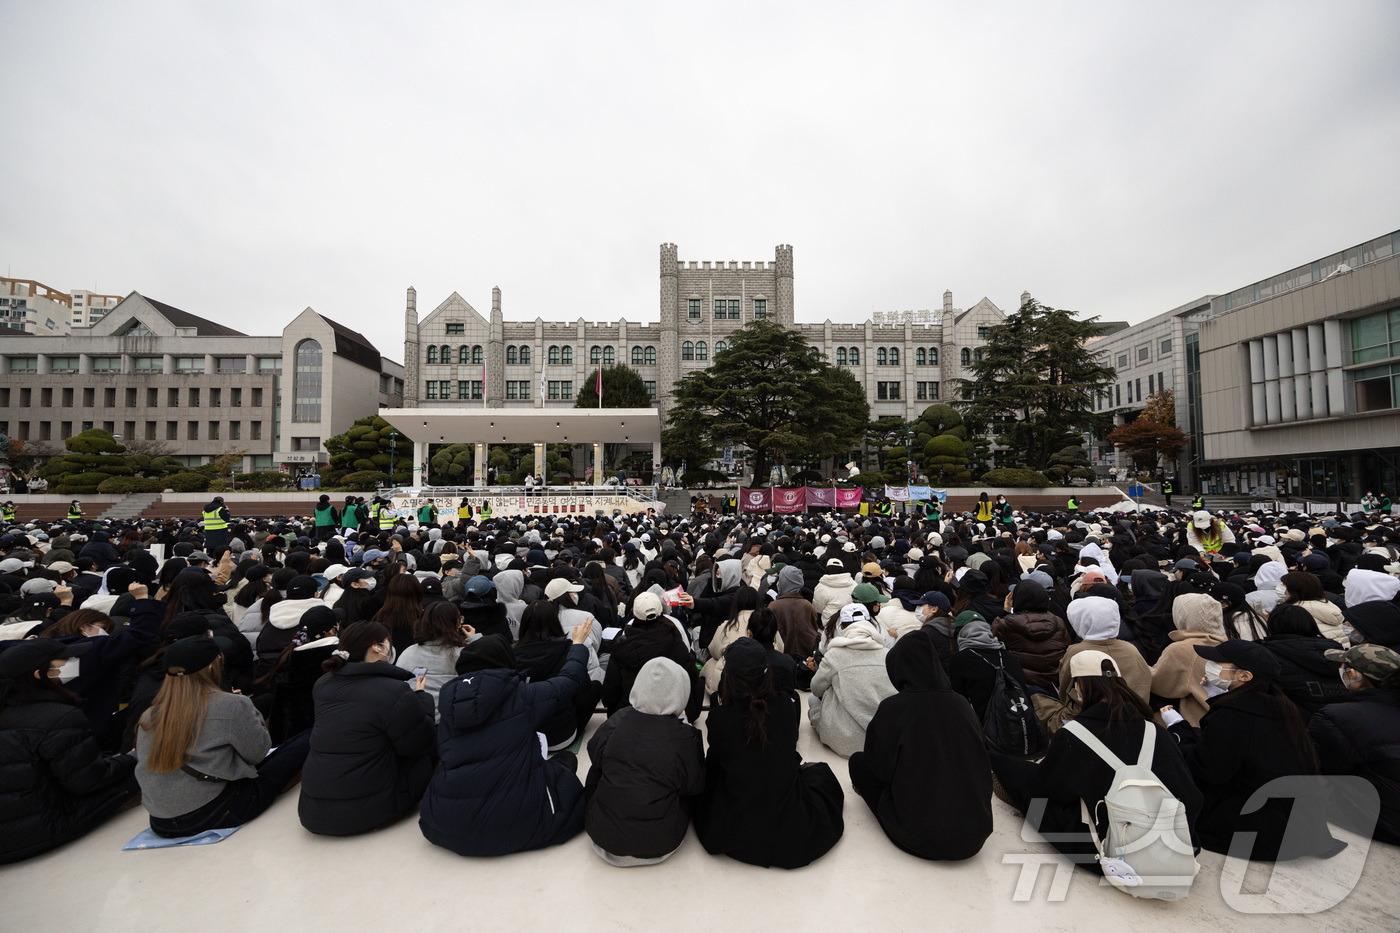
left=67, top=506, right=83, bottom=520
left=202, top=507, right=228, bottom=532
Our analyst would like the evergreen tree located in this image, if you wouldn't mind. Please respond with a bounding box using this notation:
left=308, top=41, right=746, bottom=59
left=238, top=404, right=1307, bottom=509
left=575, top=364, right=653, bottom=409
left=666, top=320, right=869, bottom=481
left=956, top=298, right=1115, bottom=471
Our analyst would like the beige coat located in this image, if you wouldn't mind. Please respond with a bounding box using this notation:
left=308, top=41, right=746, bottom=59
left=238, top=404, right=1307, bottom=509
left=1033, top=638, right=1152, bottom=735
left=1150, top=630, right=1224, bottom=727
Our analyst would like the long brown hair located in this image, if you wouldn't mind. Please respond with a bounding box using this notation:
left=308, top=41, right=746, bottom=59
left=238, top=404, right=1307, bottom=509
left=373, top=573, right=423, bottom=640
left=140, top=656, right=224, bottom=773
left=40, top=609, right=110, bottom=638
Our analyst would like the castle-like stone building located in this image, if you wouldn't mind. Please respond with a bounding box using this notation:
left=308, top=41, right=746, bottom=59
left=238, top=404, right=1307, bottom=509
left=402, top=243, right=1011, bottom=468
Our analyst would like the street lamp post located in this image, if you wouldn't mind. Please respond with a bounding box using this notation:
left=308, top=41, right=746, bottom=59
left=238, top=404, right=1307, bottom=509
left=389, top=428, right=397, bottom=484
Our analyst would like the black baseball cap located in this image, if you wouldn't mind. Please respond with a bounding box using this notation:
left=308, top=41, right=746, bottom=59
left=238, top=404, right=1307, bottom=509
left=0, top=639, right=92, bottom=681
left=1194, top=640, right=1282, bottom=682
left=164, top=636, right=222, bottom=676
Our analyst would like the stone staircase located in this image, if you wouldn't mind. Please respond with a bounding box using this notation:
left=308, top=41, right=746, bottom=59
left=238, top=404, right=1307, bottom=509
left=99, top=492, right=162, bottom=521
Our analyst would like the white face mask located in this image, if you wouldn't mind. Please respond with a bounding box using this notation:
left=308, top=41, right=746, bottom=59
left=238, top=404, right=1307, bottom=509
left=82, top=625, right=108, bottom=638
left=1203, top=660, right=1234, bottom=692
left=357, top=578, right=376, bottom=592
left=1342, top=622, right=1364, bottom=645
left=52, top=658, right=81, bottom=684
left=374, top=641, right=396, bottom=664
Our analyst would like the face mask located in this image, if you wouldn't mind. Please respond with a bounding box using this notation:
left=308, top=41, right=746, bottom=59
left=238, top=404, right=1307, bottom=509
left=1342, top=622, right=1364, bottom=645
left=52, top=658, right=81, bottom=684
left=1203, top=660, right=1234, bottom=691
left=1274, top=584, right=1288, bottom=599
left=1340, top=667, right=1363, bottom=690
left=376, top=641, right=396, bottom=664
left=358, top=578, right=377, bottom=592
left=83, top=626, right=109, bottom=638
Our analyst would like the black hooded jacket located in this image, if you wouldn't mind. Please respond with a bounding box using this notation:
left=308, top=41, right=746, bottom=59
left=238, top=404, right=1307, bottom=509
left=849, top=627, right=992, bottom=860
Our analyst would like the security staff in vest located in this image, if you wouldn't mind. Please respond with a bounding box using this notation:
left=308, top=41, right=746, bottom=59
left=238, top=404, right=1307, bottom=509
left=201, top=496, right=232, bottom=551
left=67, top=500, right=83, bottom=521
left=1191, top=492, right=1205, bottom=510
left=373, top=495, right=393, bottom=531
left=417, top=500, right=438, bottom=527
left=313, top=494, right=339, bottom=542
left=1161, top=477, right=1174, bottom=508
left=1, top=501, right=14, bottom=524
left=874, top=498, right=893, bottom=518
left=1066, top=494, right=1080, bottom=515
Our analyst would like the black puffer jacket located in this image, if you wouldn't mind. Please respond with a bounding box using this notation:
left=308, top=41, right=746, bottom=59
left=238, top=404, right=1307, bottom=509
left=0, top=694, right=135, bottom=864
left=1259, top=634, right=1357, bottom=721
left=513, top=638, right=577, bottom=747
left=298, top=662, right=436, bottom=836
left=602, top=622, right=703, bottom=722
left=1309, top=688, right=1400, bottom=845
left=268, top=641, right=339, bottom=746
left=584, top=706, right=705, bottom=859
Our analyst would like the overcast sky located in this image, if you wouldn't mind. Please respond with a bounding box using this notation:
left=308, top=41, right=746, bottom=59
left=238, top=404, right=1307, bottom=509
left=3, top=2, right=1398, bottom=360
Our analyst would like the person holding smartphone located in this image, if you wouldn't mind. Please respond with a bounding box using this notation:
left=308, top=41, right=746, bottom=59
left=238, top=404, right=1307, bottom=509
left=298, top=621, right=437, bottom=837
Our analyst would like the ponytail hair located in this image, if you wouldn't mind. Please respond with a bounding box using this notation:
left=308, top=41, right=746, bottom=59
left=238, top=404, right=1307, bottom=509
left=323, top=620, right=387, bottom=673
left=718, top=663, right=773, bottom=747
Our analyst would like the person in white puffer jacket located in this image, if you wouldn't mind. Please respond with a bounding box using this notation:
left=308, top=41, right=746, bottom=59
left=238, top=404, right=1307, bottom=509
left=808, top=604, right=896, bottom=758
left=812, top=558, right=857, bottom=630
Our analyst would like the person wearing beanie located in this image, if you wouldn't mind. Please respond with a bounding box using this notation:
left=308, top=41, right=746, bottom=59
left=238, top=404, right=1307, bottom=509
left=1162, top=640, right=1344, bottom=861
left=809, top=603, right=896, bottom=758
left=991, top=579, right=1072, bottom=692
left=135, top=636, right=311, bottom=837
left=298, top=620, right=436, bottom=837
left=1309, top=644, right=1400, bottom=844
left=584, top=657, right=705, bottom=866
left=420, top=622, right=595, bottom=857
left=694, top=638, right=844, bottom=868
left=849, top=626, right=993, bottom=860
left=0, top=639, right=138, bottom=864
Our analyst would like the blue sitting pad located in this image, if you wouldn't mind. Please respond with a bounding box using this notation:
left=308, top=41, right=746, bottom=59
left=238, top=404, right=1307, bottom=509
left=123, top=826, right=241, bottom=850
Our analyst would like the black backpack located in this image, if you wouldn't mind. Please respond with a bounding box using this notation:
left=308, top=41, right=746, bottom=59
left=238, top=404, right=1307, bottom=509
left=974, top=650, right=1047, bottom=758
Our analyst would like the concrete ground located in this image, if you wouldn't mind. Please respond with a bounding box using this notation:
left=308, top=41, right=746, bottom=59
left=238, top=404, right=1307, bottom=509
left=2, top=712, right=1397, bottom=933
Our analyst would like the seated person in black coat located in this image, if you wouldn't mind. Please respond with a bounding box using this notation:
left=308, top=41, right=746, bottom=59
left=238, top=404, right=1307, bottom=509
left=603, top=592, right=703, bottom=723
left=990, top=649, right=1202, bottom=872
left=1162, top=640, right=1343, bottom=861
left=1309, top=643, right=1400, bottom=845
left=514, top=600, right=602, bottom=751
left=850, top=627, right=992, bottom=860
left=259, top=606, right=341, bottom=746
left=0, top=639, right=137, bottom=864
left=585, top=657, right=705, bottom=866
left=693, top=638, right=844, bottom=869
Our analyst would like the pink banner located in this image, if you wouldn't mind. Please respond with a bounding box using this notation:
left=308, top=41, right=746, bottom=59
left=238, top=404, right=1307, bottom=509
left=739, top=487, right=772, bottom=512
left=835, top=487, right=863, bottom=508
left=806, top=486, right=835, bottom=509
left=773, top=487, right=806, bottom=513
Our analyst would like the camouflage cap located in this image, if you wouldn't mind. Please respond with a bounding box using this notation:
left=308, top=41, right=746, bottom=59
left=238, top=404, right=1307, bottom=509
left=1325, top=643, right=1400, bottom=684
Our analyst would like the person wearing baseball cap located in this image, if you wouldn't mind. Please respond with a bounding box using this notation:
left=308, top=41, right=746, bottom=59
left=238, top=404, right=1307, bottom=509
left=988, top=648, right=1203, bottom=870
left=604, top=590, right=703, bottom=723
left=1158, top=640, right=1345, bottom=861
left=135, top=636, right=312, bottom=838
left=1308, top=644, right=1400, bottom=844
left=809, top=600, right=896, bottom=758
left=0, top=638, right=140, bottom=863
left=544, top=576, right=603, bottom=677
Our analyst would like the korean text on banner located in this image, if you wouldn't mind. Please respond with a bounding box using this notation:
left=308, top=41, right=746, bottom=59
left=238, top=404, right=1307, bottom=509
left=772, top=487, right=806, bottom=513
left=884, top=485, right=911, bottom=502
left=739, top=487, right=773, bottom=512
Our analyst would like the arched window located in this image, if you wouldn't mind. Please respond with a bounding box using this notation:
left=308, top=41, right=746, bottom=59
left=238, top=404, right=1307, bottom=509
left=682, top=341, right=695, bottom=361
left=974, top=348, right=984, bottom=362
left=714, top=341, right=726, bottom=355
left=916, top=348, right=926, bottom=365
left=644, top=346, right=656, bottom=365
left=696, top=341, right=708, bottom=361
left=961, top=348, right=971, bottom=365
left=507, top=346, right=518, bottom=365
left=519, top=345, right=531, bottom=364
left=877, top=347, right=888, bottom=366
left=561, top=346, right=572, bottom=365
left=848, top=347, right=859, bottom=365
left=590, top=345, right=601, bottom=364
left=603, top=346, right=615, bottom=364
left=292, top=338, right=322, bottom=423
left=632, top=346, right=644, bottom=365
left=548, top=345, right=561, bottom=364
left=472, top=345, right=483, bottom=364
left=439, top=345, right=450, bottom=362
left=889, top=347, right=900, bottom=366
left=427, top=345, right=438, bottom=364
left=929, top=347, right=938, bottom=365
left=458, top=345, right=470, bottom=364
left=836, top=347, right=847, bottom=365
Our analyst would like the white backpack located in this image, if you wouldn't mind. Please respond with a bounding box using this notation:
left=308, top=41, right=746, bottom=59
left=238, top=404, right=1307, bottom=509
left=1062, top=720, right=1199, bottom=900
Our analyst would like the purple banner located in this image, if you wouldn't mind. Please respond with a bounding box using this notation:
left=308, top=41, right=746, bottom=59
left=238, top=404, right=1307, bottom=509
left=806, top=486, right=835, bottom=509
left=739, top=487, right=772, bottom=512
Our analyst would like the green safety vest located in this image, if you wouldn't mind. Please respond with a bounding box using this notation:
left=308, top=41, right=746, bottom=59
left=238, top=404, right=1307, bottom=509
left=202, top=507, right=228, bottom=532
left=1, top=506, right=14, bottom=522
left=417, top=504, right=435, bottom=524
left=1192, top=496, right=1204, bottom=509
left=67, top=506, right=83, bottom=520
left=480, top=502, right=492, bottom=519
left=1163, top=482, right=1173, bottom=495
left=1067, top=498, right=1079, bottom=511
left=313, top=504, right=336, bottom=527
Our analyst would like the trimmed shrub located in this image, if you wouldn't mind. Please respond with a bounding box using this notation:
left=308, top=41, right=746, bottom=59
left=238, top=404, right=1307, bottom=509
left=95, top=476, right=164, bottom=494
left=978, top=468, right=1052, bottom=488
left=56, top=472, right=110, bottom=495
left=166, top=471, right=212, bottom=492
left=338, top=470, right=391, bottom=489
left=234, top=472, right=295, bottom=490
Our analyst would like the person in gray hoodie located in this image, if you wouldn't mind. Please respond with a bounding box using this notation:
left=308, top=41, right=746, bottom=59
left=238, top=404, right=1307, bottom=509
left=585, top=657, right=705, bottom=866
left=493, top=569, right=528, bottom=634
left=809, top=604, right=897, bottom=758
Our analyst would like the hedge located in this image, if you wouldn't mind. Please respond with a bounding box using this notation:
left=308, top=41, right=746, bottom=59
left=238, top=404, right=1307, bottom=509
left=166, top=471, right=212, bottom=492
left=96, top=476, right=165, bottom=494
left=977, top=468, right=1052, bottom=488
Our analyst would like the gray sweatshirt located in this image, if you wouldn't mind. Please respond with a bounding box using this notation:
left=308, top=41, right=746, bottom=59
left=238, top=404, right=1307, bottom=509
left=135, top=691, right=271, bottom=818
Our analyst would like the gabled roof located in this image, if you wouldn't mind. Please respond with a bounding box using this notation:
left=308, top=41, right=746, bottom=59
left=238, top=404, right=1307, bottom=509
left=956, top=296, right=1003, bottom=324
left=318, top=313, right=382, bottom=370
left=142, top=296, right=246, bottom=336
left=419, top=292, right=490, bottom=329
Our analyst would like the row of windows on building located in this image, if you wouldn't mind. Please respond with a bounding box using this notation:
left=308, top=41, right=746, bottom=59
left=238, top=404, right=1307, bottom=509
left=423, top=379, right=659, bottom=401
left=0, top=418, right=266, bottom=444
left=832, top=347, right=980, bottom=367
left=5, top=355, right=283, bottom=375
left=687, top=299, right=765, bottom=321
left=1098, top=371, right=1170, bottom=409
left=426, top=344, right=663, bottom=366
left=874, top=381, right=943, bottom=401
left=1111, top=338, right=1174, bottom=371
left=0, top=384, right=272, bottom=410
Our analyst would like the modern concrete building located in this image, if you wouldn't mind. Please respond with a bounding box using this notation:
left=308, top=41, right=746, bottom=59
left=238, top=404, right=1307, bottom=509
left=0, top=292, right=405, bottom=473
left=1195, top=230, right=1400, bottom=500
left=70, top=290, right=123, bottom=328
left=0, top=278, right=74, bottom=335
left=402, top=243, right=1009, bottom=471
